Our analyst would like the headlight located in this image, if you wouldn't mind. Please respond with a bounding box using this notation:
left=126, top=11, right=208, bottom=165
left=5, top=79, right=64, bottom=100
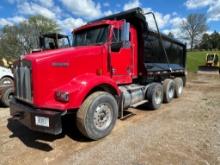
left=55, top=91, right=69, bottom=102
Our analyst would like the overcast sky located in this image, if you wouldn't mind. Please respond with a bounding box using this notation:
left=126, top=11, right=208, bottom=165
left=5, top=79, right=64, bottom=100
left=0, top=0, right=219, bottom=38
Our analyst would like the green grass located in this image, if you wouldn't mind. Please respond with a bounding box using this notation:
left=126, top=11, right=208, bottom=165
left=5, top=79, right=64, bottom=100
left=187, top=51, right=220, bottom=72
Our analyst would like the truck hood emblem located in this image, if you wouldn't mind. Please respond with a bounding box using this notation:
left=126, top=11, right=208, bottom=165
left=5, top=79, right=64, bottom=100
left=52, top=62, right=69, bottom=67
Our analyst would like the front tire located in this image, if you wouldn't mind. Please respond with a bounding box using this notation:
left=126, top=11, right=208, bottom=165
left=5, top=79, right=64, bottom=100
left=77, top=91, right=118, bottom=140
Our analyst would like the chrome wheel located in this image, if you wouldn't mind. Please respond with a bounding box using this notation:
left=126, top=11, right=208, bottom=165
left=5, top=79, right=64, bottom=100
left=168, top=86, right=174, bottom=98
left=174, top=77, right=184, bottom=98
left=94, top=103, right=113, bottom=130
left=155, top=90, right=162, bottom=105
left=178, top=85, right=183, bottom=95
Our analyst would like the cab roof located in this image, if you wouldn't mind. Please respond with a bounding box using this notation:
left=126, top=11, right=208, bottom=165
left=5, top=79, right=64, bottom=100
left=73, top=20, right=120, bottom=33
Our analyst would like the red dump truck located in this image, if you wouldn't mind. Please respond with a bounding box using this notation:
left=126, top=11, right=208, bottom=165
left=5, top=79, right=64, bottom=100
left=10, top=8, right=186, bottom=140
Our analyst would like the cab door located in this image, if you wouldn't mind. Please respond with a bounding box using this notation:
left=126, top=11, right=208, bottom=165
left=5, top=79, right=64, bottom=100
left=110, top=22, right=133, bottom=84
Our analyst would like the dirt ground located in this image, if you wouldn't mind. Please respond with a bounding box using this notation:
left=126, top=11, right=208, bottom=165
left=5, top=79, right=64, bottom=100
left=0, top=73, right=220, bottom=165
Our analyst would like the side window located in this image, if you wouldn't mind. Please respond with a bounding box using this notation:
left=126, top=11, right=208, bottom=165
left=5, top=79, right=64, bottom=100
left=58, top=38, right=69, bottom=48
left=112, top=28, right=131, bottom=42
left=44, top=38, right=56, bottom=49
left=112, top=28, right=121, bottom=43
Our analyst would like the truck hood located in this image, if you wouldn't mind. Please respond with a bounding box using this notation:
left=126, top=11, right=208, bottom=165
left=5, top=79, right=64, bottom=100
left=20, top=45, right=107, bottom=109
left=24, top=45, right=104, bottom=62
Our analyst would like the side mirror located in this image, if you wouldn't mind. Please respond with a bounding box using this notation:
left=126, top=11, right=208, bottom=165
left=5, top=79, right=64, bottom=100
left=111, top=42, right=123, bottom=52
left=121, top=21, right=130, bottom=48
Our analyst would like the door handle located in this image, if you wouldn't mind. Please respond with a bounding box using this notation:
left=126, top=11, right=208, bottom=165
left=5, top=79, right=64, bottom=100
left=112, top=68, right=116, bottom=74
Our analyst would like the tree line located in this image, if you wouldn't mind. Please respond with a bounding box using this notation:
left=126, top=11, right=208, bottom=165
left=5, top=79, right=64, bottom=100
left=170, top=13, right=219, bottom=51
left=195, top=31, right=220, bottom=50
left=0, top=15, right=59, bottom=60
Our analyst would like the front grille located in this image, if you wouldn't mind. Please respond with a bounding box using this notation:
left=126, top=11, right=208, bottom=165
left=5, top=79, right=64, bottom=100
left=15, top=60, right=33, bottom=103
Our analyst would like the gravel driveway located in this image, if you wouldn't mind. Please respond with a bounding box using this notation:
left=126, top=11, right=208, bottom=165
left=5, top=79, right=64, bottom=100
left=0, top=73, right=220, bottom=165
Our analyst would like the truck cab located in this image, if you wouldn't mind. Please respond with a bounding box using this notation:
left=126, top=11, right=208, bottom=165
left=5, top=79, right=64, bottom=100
left=31, top=33, right=71, bottom=53
left=73, top=20, right=138, bottom=84
left=10, top=7, right=186, bottom=140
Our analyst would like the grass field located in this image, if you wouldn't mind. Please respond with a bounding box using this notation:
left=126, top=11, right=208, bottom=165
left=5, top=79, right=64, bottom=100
left=187, top=51, right=220, bottom=72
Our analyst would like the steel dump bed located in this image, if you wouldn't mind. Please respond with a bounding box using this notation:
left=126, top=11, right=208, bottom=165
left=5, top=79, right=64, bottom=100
left=144, top=30, right=186, bottom=73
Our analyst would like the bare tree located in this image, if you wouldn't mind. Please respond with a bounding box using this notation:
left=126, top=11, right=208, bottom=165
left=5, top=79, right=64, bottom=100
left=181, top=14, right=208, bottom=51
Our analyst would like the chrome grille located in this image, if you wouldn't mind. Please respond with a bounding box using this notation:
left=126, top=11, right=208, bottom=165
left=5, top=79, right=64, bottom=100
left=15, top=60, right=32, bottom=103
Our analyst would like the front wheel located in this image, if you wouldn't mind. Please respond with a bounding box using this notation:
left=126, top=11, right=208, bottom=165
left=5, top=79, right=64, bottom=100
left=76, top=91, right=118, bottom=140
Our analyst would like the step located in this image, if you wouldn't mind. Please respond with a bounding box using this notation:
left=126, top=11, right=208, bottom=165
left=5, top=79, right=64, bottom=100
left=130, top=100, right=148, bottom=108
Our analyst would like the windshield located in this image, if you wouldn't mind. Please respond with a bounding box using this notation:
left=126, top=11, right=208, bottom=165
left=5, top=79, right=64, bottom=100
left=73, top=26, right=109, bottom=46
left=207, top=54, right=214, bottom=61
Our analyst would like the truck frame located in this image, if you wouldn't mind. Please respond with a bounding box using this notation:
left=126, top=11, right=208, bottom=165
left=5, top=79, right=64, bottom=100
left=10, top=8, right=186, bottom=140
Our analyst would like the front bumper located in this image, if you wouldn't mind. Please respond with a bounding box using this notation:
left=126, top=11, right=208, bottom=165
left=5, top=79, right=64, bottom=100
left=10, top=99, right=62, bottom=135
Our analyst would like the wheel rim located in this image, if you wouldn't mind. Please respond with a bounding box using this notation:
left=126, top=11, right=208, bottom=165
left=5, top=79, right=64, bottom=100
left=155, top=90, right=162, bottom=104
left=178, top=82, right=183, bottom=95
left=94, top=103, right=113, bottom=130
left=168, top=85, right=174, bottom=98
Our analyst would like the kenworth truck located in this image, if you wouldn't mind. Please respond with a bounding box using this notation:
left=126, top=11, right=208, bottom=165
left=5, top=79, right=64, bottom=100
left=10, top=8, right=186, bottom=140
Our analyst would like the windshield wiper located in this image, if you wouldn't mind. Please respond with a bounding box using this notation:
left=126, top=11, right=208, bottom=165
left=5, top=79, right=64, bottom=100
left=92, top=42, right=104, bottom=46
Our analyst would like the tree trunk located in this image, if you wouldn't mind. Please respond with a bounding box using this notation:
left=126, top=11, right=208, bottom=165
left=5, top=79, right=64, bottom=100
left=190, top=38, right=194, bottom=51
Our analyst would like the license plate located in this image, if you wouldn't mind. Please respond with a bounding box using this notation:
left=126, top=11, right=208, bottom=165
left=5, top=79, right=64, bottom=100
left=35, top=116, right=49, bottom=127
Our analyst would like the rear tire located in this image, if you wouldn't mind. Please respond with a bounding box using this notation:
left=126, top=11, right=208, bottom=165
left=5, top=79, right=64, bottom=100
left=1, top=87, right=14, bottom=107
left=182, top=76, right=187, bottom=87
left=146, top=83, right=163, bottom=110
left=76, top=91, right=118, bottom=140
left=174, top=77, right=183, bottom=98
left=163, top=79, right=175, bottom=103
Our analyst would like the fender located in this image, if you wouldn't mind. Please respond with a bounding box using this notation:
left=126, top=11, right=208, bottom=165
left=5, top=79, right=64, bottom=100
left=0, top=66, right=14, bottom=80
left=55, top=73, right=121, bottom=110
